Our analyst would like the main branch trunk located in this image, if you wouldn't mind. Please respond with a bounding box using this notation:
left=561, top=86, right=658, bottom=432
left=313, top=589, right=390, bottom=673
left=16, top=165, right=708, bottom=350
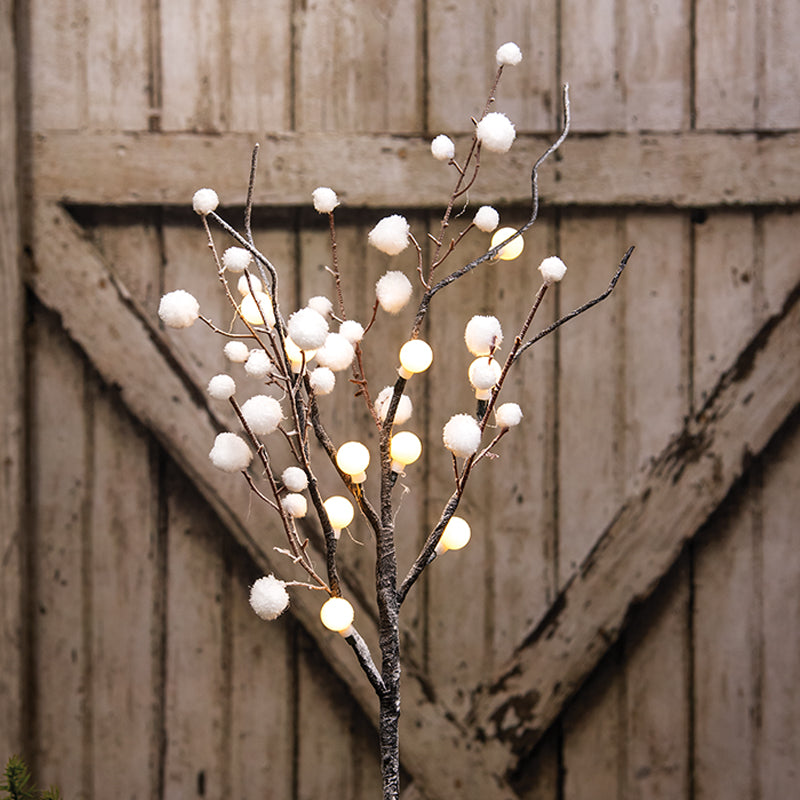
left=380, top=680, right=401, bottom=799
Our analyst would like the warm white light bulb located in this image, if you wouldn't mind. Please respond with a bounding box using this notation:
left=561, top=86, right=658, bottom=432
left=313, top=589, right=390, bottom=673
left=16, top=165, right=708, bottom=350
left=390, top=431, right=422, bottom=472
left=490, top=227, right=524, bottom=261
left=239, top=291, right=276, bottom=328
left=436, top=516, right=472, bottom=554
left=323, top=495, right=355, bottom=537
left=398, top=339, right=433, bottom=379
left=320, top=596, right=354, bottom=634
left=336, top=441, right=370, bottom=483
left=284, top=337, right=316, bottom=373
left=237, top=273, right=263, bottom=295
left=468, top=357, right=502, bottom=399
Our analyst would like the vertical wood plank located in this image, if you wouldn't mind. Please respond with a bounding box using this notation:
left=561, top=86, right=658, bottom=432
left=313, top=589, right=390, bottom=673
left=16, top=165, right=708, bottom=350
left=29, top=310, right=90, bottom=797
left=427, top=0, right=557, bottom=133
left=88, top=382, right=159, bottom=798
left=694, top=0, right=758, bottom=129
left=163, top=466, right=228, bottom=799
left=0, top=0, right=23, bottom=756
left=762, top=0, right=800, bottom=128
left=758, top=422, right=800, bottom=797
left=293, top=0, right=422, bottom=133
left=761, top=209, right=800, bottom=317
left=513, top=729, right=561, bottom=800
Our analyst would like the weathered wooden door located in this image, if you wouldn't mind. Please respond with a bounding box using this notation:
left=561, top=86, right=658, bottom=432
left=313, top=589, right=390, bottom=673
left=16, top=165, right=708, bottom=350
left=2, top=1, right=799, bottom=798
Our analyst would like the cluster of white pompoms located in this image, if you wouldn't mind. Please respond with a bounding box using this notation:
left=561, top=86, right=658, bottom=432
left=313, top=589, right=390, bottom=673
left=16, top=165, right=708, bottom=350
left=192, top=188, right=219, bottom=215
left=368, top=215, right=411, bottom=256
left=312, top=187, right=339, bottom=214
left=473, top=206, right=500, bottom=233
left=496, top=402, right=523, bottom=428
left=374, top=386, right=413, bottom=424
left=241, top=395, right=283, bottom=435
left=431, top=134, right=455, bottom=162
left=249, top=575, right=290, bottom=621
left=207, top=374, right=236, bottom=400
left=496, top=42, right=523, bottom=67
left=222, top=246, right=252, bottom=273
left=539, top=256, right=568, bottom=284
left=288, top=307, right=329, bottom=350
left=209, top=432, right=252, bottom=473
left=476, top=112, right=516, bottom=154
left=280, top=466, right=309, bottom=518
left=158, top=290, right=200, bottom=329
left=442, top=414, right=482, bottom=458
left=376, top=271, right=413, bottom=314
left=465, top=315, right=503, bottom=356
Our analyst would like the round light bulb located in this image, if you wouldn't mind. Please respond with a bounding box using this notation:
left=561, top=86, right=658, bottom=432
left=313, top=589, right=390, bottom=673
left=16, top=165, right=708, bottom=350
left=237, top=273, right=263, bottom=295
left=490, top=227, right=524, bottom=261
left=320, top=596, right=354, bottom=633
left=240, top=291, right=276, bottom=328
left=284, top=337, right=316, bottom=373
left=390, top=431, right=422, bottom=472
left=436, top=516, right=472, bottom=554
left=468, top=357, right=502, bottom=400
left=398, top=339, right=433, bottom=379
left=336, top=441, right=370, bottom=483
left=323, top=495, right=355, bottom=537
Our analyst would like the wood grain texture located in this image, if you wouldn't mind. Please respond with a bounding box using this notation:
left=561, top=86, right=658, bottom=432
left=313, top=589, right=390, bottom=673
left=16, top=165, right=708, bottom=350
left=0, top=0, right=23, bottom=757
left=32, top=130, right=800, bottom=207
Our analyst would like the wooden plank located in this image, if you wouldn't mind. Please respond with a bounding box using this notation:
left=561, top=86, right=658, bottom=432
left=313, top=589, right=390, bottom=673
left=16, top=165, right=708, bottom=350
left=695, top=0, right=758, bottom=129
left=28, top=200, right=519, bottom=800
left=762, top=0, right=800, bottom=128
left=293, top=0, right=421, bottom=132
left=0, top=0, right=23, bottom=756
left=471, top=271, right=800, bottom=771
left=427, top=0, right=556, bottom=133
left=32, top=130, right=800, bottom=207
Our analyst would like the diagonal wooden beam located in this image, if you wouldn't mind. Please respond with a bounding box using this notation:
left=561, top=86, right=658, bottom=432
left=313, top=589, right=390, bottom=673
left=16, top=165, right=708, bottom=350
left=468, top=280, right=800, bottom=777
left=33, top=130, right=800, bottom=209
left=28, top=200, right=518, bottom=800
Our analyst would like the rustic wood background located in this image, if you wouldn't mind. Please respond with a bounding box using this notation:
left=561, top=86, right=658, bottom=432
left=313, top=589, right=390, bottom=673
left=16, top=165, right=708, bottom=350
left=2, top=1, right=799, bottom=798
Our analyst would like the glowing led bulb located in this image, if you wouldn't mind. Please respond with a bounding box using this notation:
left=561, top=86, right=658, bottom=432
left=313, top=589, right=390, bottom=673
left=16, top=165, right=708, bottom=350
left=237, top=273, right=263, bottom=295
left=336, top=441, right=370, bottom=483
left=389, top=431, right=422, bottom=473
left=436, top=516, right=472, bottom=554
left=490, top=227, right=524, bottom=261
left=320, top=596, right=354, bottom=634
left=398, top=339, right=433, bottom=379
left=239, top=291, right=276, bottom=328
left=284, top=337, right=316, bottom=373
left=323, top=495, right=355, bottom=538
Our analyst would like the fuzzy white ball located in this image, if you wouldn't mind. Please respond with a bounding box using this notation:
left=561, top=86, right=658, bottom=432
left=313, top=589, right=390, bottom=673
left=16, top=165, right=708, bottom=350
left=308, top=295, right=334, bottom=317
left=192, top=188, right=219, bottom=215
left=375, top=271, right=413, bottom=314
left=442, top=414, right=482, bottom=459
left=315, top=333, right=355, bottom=372
left=312, top=187, right=339, bottom=214
left=224, top=341, right=250, bottom=363
left=241, top=395, right=283, bottom=435
left=282, top=466, right=308, bottom=492
left=465, top=315, right=504, bottom=356
left=237, top=273, right=263, bottom=295
left=209, top=432, right=252, bottom=473
left=476, top=112, right=516, bottom=154
left=374, top=386, right=413, bottom=425
left=473, top=205, right=500, bottom=233
left=539, top=256, right=568, bottom=284
left=249, top=575, right=290, bottom=621
left=281, top=493, right=308, bottom=518
left=309, top=367, right=336, bottom=395
left=158, top=290, right=200, bottom=329
left=496, top=42, right=523, bottom=66
left=207, top=374, right=236, bottom=400
left=368, top=215, right=411, bottom=256
left=288, top=307, right=330, bottom=350
left=431, top=134, right=455, bottom=161
left=339, top=319, right=365, bottom=344
left=496, top=402, right=523, bottom=428
left=222, top=246, right=252, bottom=273
left=468, top=357, right=502, bottom=391
left=244, top=349, right=272, bottom=379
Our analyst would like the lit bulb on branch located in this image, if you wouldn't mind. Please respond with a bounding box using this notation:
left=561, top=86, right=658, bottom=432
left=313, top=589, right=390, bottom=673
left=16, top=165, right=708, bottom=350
left=435, top=516, right=472, bottom=555
left=239, top=291, right=276, bottom=328
left=320, top=596, right=355, bottom=634
left=468, top=357, right=502, bottom=399
left=336, top=441, right=370, bottom=483
left=323, top=495, right=355, bottom=539
left=398, top=339, right=433, bottom=379
left=490, top=226, right=524, bottom=261
left=237, top=273, right=263, bottom=295
left=389, top=431, right=422, bottom=473
left=284, top=337, right=316, bottom=373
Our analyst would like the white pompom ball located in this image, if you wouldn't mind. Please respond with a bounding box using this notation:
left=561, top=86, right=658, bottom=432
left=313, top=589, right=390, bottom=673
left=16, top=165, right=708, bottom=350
left=221, top=246, right=252, bottom=273
left=476, top=112, right=516, bottom=154
left=158, top=290, right=200, bottom=329
left=244, top=349, right=272, bottom=378
left=538, top=256, right=568, bottom=285
left=339, top=319, right=365, bottom=344
left=309, top=367, right=336, bottom=395
left=312, top=187, right=339, bottom=214
left=209, top=432, right=252, bottom=473
left=281, top=493, right=308, bottom=518
left=288, top=307, right=330, bottom=350
left=207, top=374, right=236, bottom=400
left=368, top=215, right=411, bottom=256
left=192, top=188, right=219, bottom=215
left=431, top=134, right=455, bottom=161
left=315, top=333, right=355, bottom=372
left=375, top=271, right=413, bottom=314
left=249, top=575, right=290, bottom=621
left=496, top=402, right=523, bottom=428
left=224, top=341, right=250, bottom=363
left=442, top=414, right=482, bottom=459
left=468, top=358, right=502, bottom=391
left=496, top=42, right=523, bottom=66
left=308, top=295, right=334, bottom=317
left=282, top=466, right=308, bottom=492
left=465, top=315, right=504, bottom=356
left=473, top=206, right=500, bottom=233
left=241, top=395, right=283, bottom=435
